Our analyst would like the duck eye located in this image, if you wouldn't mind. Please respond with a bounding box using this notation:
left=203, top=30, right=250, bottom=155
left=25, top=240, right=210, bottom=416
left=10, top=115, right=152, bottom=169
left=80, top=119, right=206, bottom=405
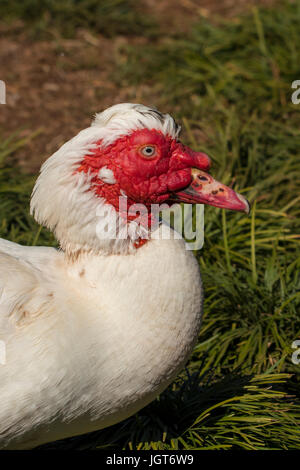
left=140, top=145, right=157, bottom=158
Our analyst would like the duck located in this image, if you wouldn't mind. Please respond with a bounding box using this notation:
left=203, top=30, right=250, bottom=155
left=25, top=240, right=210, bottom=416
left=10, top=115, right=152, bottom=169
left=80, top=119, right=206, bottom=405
left=0, top=103, right=249, bottom=449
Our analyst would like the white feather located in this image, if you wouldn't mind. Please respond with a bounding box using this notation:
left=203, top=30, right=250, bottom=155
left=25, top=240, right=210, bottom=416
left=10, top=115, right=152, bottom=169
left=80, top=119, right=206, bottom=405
left=98, top=166, right=116, bottom=184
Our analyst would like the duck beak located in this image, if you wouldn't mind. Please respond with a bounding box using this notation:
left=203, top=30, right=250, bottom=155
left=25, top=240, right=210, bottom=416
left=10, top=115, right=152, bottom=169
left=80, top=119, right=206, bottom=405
left=171, top=168, right=250, bottom=214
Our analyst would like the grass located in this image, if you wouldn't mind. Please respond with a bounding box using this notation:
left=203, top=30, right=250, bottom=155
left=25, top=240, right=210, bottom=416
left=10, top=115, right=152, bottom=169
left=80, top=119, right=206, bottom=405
left=0, top=0, right=157, bottom=38
left=0, top=132, right=56, bottom=248
left=39, top=371, right=300, bottom=450
left=1, top=0, right=300, bottom=451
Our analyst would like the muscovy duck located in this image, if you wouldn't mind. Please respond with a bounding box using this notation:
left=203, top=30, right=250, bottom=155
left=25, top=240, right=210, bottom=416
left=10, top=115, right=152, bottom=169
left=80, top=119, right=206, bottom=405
left=0, top=103, right=249, bottom=448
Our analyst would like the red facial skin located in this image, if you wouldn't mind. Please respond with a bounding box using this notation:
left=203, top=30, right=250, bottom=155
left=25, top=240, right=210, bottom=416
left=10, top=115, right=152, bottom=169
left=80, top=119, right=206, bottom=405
left=77, top=128, right=211, bottom=213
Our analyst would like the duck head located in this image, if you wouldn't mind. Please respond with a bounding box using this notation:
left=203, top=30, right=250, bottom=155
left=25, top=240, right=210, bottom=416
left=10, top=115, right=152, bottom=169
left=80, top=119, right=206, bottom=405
left=30, top=103, right=249, bottom=255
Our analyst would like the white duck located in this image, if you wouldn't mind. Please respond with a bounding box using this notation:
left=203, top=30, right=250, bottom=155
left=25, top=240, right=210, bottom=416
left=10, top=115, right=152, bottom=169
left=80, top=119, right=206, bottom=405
left=0, top=103, right=249, bottom=449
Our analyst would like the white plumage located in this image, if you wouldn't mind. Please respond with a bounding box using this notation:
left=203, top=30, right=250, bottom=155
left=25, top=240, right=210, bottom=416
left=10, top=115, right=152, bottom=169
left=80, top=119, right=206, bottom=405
left=0, top=104, right=202, bottom=449
left=0, top=231, right=201, bottom=449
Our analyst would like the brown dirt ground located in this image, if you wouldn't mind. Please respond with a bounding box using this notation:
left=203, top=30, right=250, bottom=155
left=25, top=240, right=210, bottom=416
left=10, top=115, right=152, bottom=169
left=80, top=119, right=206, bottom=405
left=0, top=0, right=278, bottom=173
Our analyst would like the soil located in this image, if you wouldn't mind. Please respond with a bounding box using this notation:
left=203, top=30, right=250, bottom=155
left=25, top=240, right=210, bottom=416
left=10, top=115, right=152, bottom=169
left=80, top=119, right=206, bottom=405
left=0, top=0, right=278, bottom=173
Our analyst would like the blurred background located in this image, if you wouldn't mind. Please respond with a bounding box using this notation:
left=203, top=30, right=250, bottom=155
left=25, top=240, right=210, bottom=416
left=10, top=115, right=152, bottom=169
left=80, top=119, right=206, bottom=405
left=0, top=0, right=300, bottom=450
